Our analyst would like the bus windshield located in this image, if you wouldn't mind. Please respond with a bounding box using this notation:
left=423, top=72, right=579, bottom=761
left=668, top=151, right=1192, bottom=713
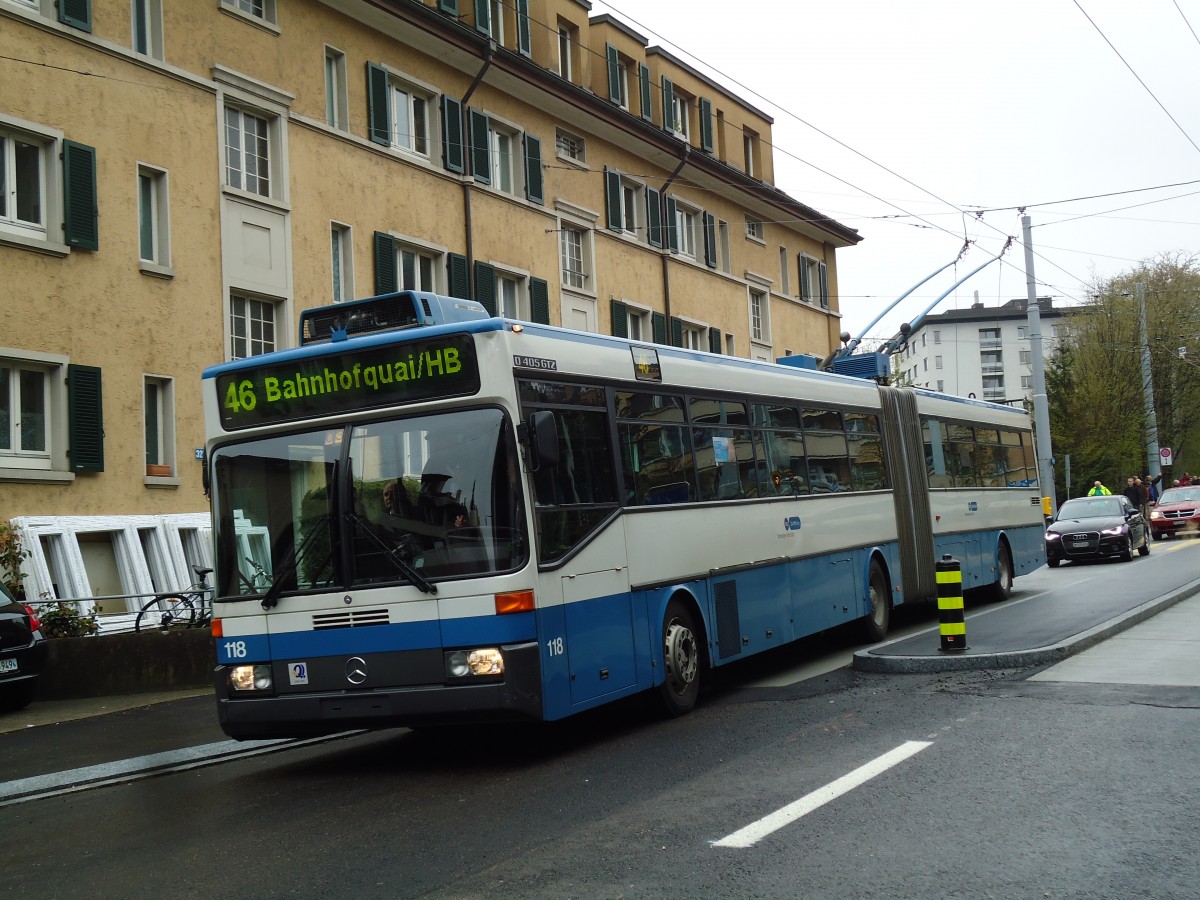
left=211, top=407, right=528, bottom=599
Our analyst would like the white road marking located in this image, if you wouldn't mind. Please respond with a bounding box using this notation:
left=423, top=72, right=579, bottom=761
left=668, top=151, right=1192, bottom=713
left=712, top=740, right=933, bottom=848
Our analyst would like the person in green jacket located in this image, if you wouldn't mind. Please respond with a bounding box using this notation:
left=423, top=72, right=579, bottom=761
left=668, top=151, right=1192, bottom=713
left=1087, top=480, right=1112, bottom=496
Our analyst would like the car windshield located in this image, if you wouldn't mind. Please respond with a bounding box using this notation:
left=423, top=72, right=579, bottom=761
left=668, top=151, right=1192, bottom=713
left=210, top=407, right=528, bottom=598
left=1058, top=497, right=1123, bottom=519
left=1158, top=488, right=1200, bottom=504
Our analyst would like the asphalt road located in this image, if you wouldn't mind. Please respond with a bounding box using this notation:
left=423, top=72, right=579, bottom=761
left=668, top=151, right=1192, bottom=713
left=2, top=542, right=1199, bottom=899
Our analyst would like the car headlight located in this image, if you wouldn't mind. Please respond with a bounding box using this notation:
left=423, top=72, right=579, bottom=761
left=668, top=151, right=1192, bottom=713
left=1045, top=531, right=1061, bottom=541
left=1150, top=510, right=1163, bottom=520
left=445, top=647, right=504, bottom=679
left=1100, top=525, right=1128, bottom=536
left=230, top=664, right=273, bottom=692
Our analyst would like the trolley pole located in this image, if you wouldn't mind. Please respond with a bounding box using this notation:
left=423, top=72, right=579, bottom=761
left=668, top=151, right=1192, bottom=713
left=1022, top=215, right=1057, bottom=514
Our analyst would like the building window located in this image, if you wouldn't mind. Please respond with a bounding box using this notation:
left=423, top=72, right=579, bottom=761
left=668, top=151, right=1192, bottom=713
left=133, top=0, right=165, bottom=59
left=674, top=203, right=698, bottom=259
left=615, top=59, right=630, bottom=110
left=778, top=247, right=790, bottom=295
left=399, top=244, right=438, bottom=292
left=743, top=128, right=759, bottom=178
left=325, top=48, right=348, bottom=130
left=1019, top=350, right=1031, bottom=365
left=331, top=222, right=352, bottom=301
left=221, top=0, right=277, bottom=26
left=615, top=302, right=650, bottom=340
left=749, top=286, right=770, bottom=344
left=560, top=225, right=587, bottom=290
left=921, top=333, right=927, bottom=347
left=745, top=214, right=764, bottom=241
left=137, top=165, right=170, bottom=271
left=224, top=106, right=271, bottom=197
left=0, top=362, right=47, bottom=459
left=1017, top=326, right=1028, bottom=340
left=937, top=380, right=944, bottom=392
left=933, top=330, right=941, bottom=344
left=557, top=21, right=576, bottom=81
left=491, top=123, right=519, bottom=195
left=391, top=82, right=430, bottom=158
left=799, top=256, right=820, bottom=303
left=555, top=128, right=585, bottom=163
left=143, top=376, right=175, bottom=476
left=1021, top=376, right=1033, bottom=390
left=230, top=292, right=278, bottom=359
left=718, top=220, right=730, bottom=273
left=498, top=273, right=526, bottom=318
left=935, top=356, right=943, bottom=369
left=668, top=89, right=691, bottom=140
left=0, top=128, right=46, bottom=237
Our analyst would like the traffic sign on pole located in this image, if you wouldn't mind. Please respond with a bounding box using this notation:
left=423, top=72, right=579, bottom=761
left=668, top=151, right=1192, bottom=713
left=1160, top=447, right=1173, bottom=466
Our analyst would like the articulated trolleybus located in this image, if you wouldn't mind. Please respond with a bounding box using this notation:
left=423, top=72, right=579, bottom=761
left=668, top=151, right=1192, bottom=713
left=202, top=291, right=1045, bottom=739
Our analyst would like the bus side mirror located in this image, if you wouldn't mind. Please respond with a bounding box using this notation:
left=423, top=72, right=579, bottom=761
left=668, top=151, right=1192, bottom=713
left=526, top=410, right=560, bottom=472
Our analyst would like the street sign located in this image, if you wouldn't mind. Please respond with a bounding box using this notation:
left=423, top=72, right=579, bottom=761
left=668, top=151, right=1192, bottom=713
left=1160, top=447, right=1173, bottom=466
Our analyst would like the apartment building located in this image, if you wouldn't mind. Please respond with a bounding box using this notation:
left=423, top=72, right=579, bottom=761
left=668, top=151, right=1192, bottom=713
left=890, top=298, right=1066, bottom=403
left=1, top=0, right=860, bottom=523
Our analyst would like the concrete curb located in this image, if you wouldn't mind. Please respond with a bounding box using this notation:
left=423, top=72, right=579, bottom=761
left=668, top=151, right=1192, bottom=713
left=851, top=576, right=1200, bottom=674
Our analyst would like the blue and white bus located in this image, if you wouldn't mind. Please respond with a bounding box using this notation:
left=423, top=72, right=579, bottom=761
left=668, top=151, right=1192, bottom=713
left=202, top=291, right=1045, bottom=739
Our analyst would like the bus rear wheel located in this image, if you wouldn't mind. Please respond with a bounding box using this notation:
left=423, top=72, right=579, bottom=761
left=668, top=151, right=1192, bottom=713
left=657, top=599, right=701, bottom=717
left=862, top=560, right=890, bottom=643
left=985, top=542, right=1014, bottom=603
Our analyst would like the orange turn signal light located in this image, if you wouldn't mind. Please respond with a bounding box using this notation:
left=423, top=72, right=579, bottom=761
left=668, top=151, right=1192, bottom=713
left=494, top=589, right=535, bottom=615
left=211, top=618, right=224, bottom=638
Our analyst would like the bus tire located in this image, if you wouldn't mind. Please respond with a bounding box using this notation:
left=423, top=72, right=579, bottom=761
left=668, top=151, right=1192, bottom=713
left=862, top=560, right=890, bottom=643
left=985, top=541, right=1014, bottom=603
left=657, top=598, right=701, bottom=717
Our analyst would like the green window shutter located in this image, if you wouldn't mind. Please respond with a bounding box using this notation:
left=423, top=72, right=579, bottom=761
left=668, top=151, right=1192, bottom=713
left=442, top=96, right=464, bottom=174
left=63, top=140, right=99, bottom=251
left=59, top=0, right=92, bottom=31
left=447, top=252, right=470, bottom=299
left=469, top=109, right=491, bottom=184
left=651, top=312, right=667, bottom=345
left=819, top=261, right=830, bottom=309
left=474, top=262, right=496, bottom=315
left=699, top=98, right=713, bottom=153
left=524, top=134, right=544, bottom=204
left=516, top=0, right=531, bottom=57
left=367, top=63, right=390, bottom=146
left=646, top=187, right=662, bottom=248
left=662, top=77, right=674, bottom=131
left=604, top=167, right=622, bottom=232
left=438, top=0, right=458, bottom=14
left=530, top=277, right=550, bottom=324
left=611, top=300, right=628, bottom=338
left=374, top=231, right=396, bottom=294
left=670, top=316, right=683, bottom=348
left=639, top=63, right=652, bottom=121
left=665, top=195, right=678, bottom=252
left=606, top=44, right=621, bottom=104
left=702, top=211, right=716, bottom=267
left=474, top=0, right=490, bottom=35
left=799, top=255, right=811, bottom=300
left=68, top=364, right=104, bottom=473
left=708, top=327, right=722, bottom=354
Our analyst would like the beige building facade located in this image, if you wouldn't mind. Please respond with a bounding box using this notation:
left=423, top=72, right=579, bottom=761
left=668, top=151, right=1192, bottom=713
left=1, top=0, right=860, bottom=523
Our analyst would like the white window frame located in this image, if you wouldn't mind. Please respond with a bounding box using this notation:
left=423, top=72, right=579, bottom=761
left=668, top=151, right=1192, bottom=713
left=1017, top=325, right=1028, bottom=340
left=324, top=47, right=349, bottom=132
left=555, top=201, right=596, bottom=296
left=778, top=247, right=790, bottom=295
left=215, top=67, right=291, bottom=207
left=555, top=127, right=586, bottom=165
left=747, top=280, right=772, bottom=346
left=724, top=333, right=735, bottom=356
left=800, top=255, right=824, bottom=304
left=0, top=349, right=69, bottom=476
left=615, top=59, right=630, bottom=111
left=0, top=116, right=60, bottom=248
left=935, top=356, right=943, bottom=369
left=617, top=300, right=651, bottom=342
left=933, top=330, right=942, bottom=344
left=137, top=164, right=172, bottom=276
left=718, top=219, right=731, bottom=273
left=557, top=22, right=575, bottom=81
left=669, top=90, right=692, bottom=141
left=143, top=374, right=176, bottom=481
left=1019, top=349, right=1032, bottom=366
left=331, top=221, right=353, bottom=302
left=489, top=119, right=523, bottom=197
left=389, top=77, right=433, bottom=159
left=617, top=176, right=643, bottom=238
left=391, top=234, right=446, bottom=294
left=488, top=0, right=505, bottom=43
left=133, top=0, right=165, bottom=60
left=493, top=265, right=530, bottom=319
left=229, top=291, right=281, bottom=360
left=674, top=201, right=699, bottom=260
left=677, top=318, right=706, bottom=351
left=223, top=105, right=273, bottom=198
left=220, top=0, right=278, bottom=29
left=745, top=214, right=764, bottom=242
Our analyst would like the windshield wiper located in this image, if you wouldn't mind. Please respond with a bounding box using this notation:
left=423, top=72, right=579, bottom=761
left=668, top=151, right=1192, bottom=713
left=345, top=511, right=437, bottom=595
left=261, top=520, right=331, bottom=610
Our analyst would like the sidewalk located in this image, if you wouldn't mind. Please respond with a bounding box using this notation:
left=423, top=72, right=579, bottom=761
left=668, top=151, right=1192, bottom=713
left=0, top=688, right=213, bottom=736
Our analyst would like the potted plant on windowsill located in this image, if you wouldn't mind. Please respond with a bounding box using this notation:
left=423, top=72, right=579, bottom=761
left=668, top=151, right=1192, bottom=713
left=146, top=464, right=172, bottom=477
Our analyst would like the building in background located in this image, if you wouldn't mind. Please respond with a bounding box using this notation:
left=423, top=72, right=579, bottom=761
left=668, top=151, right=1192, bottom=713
left=889, top=298, right=1066, bottom=404
left=2, top=0, right=859, bottom=602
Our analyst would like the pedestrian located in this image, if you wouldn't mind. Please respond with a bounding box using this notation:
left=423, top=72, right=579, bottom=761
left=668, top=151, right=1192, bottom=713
left=1144, top=473, right=1162, bottom=506
left=1182, top=473, right=1192, bottom=487
left=1123, top=477, right=1142, bottom=509
left=1087, top=480, right=1112, bottom=496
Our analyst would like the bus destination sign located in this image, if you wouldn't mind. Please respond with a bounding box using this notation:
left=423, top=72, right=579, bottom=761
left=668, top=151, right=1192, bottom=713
left=215, top=334, right=479, bottom=430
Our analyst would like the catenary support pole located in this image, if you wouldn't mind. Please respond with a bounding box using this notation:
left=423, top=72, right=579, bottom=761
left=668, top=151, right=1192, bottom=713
left=1022, top=215, right=1057, bottom=514
left=1138, top=281, right=1162, bottom=480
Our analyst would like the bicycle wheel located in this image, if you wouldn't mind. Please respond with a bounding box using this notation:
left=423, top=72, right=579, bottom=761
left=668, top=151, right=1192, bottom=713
left=135, top=594, right=196, bottom=632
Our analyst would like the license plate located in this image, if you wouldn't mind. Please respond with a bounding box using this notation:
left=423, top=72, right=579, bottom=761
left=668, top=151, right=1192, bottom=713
left=0, top=659, right=17, bottom=673
left=1071, top=541, right=1089, bottom=547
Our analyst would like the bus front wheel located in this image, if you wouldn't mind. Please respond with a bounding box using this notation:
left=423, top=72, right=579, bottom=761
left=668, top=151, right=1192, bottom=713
left=862, top=561, right=890, bottom=643
left=657, top=599, right=701, bottom=717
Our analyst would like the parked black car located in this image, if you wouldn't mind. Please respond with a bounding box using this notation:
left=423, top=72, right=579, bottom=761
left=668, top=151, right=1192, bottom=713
left=0, top=582, right=47, bottom=711
left=1045, top=495, right=1150, bottom=567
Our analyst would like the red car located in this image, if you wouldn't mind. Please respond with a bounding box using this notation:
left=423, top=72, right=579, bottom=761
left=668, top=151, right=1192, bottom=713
left=1149, top=486, right=1200, bottom=540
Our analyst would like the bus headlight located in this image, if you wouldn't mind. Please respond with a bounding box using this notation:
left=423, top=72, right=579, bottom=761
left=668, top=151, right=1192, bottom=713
left=445, top=648, right=504, bottom=679
left=230, top=664, right=274, bottom=692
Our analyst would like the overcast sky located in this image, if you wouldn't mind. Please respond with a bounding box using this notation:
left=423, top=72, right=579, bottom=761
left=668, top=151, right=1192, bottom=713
left=589, top=0, right=1200, bottom=348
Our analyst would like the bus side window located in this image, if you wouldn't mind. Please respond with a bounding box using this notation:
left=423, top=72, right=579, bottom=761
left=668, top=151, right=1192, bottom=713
left=619, top=422, right=693, bottom=505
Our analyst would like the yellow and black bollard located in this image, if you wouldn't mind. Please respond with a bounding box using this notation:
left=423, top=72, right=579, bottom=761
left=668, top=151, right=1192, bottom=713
left=935, top=554, right=967, bottom=652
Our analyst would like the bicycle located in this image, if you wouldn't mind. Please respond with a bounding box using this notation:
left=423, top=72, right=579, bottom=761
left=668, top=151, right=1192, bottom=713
left=134, top=565, right=214, bottom=633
